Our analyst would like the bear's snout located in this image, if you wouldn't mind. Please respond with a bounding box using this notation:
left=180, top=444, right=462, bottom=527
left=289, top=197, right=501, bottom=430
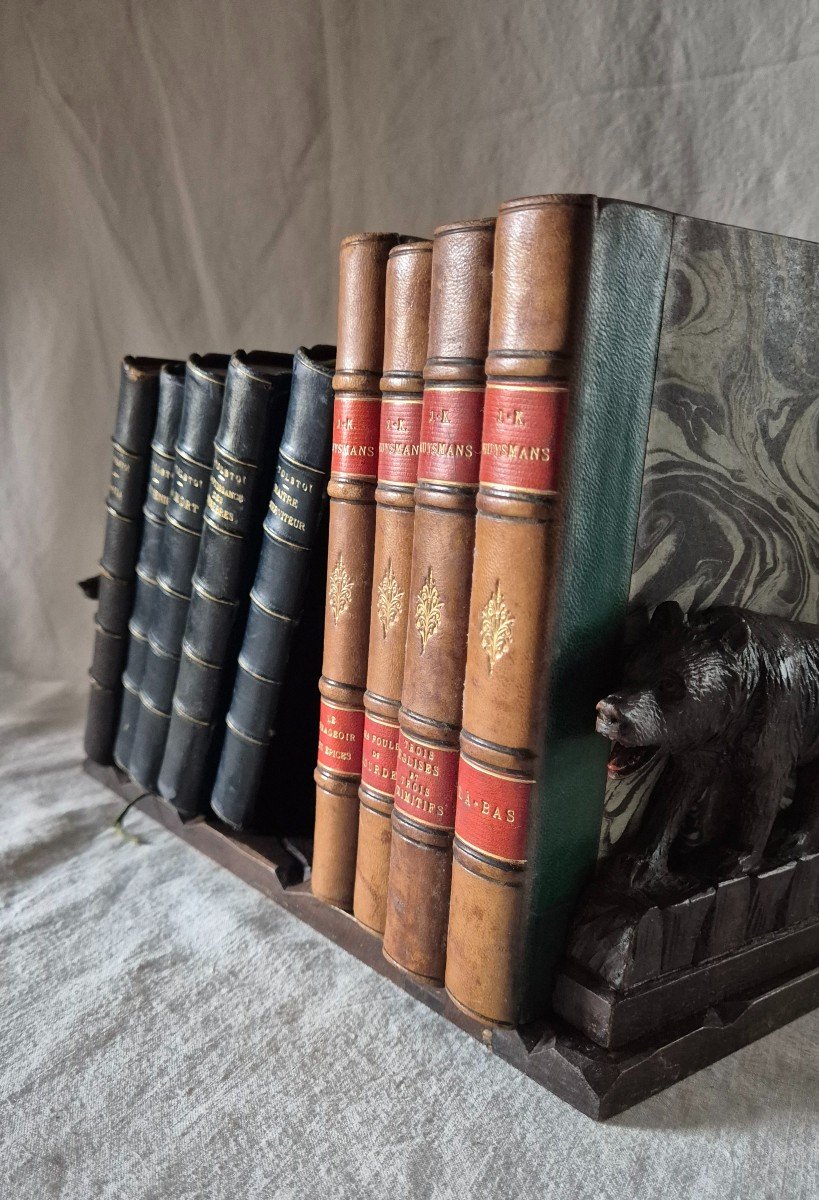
left=596, top=697, right=632, bottom=741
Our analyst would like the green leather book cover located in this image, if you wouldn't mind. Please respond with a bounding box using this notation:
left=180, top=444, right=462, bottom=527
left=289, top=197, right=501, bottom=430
left=523, top=201, right=819, bottom=1016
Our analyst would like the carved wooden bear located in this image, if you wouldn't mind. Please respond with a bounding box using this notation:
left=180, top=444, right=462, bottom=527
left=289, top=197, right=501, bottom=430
left=596, top=603, right=819, bottom=892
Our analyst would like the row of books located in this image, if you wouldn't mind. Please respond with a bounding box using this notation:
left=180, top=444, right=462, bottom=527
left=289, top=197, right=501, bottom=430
left=307, top=192, right=819, bottom=1028
left=310, top=205, right=580, bottom=1027
left=86, top=192, right=818, bottom=1030
left=85, top=346, right=336, bottom=833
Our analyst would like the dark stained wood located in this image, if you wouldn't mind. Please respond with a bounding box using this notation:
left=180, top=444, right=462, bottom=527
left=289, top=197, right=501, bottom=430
left=85, top=760, right=303, bottom=889
left=786, top=854, right=819, bottom=926
left=563, top=896, right=664, bottom=991
left=546, top=963, right=819, bottom=1119
left=746, top=861, right=797, bottom=940
left=85, top=760, right=819, bottom=1120
left=628, top=905, right=665, bottom=988
left=660, top=889, right=715, bottom=974
left=697, top=875, right=751, bottom=962
left=554, top=919, right=819, bottom=1049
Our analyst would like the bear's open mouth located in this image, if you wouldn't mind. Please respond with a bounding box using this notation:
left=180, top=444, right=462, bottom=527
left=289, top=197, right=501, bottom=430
left=607, top=742, right=657, bottom=778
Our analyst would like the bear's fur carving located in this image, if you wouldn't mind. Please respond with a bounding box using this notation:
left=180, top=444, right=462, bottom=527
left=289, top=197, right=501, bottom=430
left=596, top=603, right=819, bottom=892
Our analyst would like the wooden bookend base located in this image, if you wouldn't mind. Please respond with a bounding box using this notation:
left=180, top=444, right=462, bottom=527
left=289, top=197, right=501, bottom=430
left=85, top=760, right=819, bottom=1121
left=553, top=857, right=819, bottom=1049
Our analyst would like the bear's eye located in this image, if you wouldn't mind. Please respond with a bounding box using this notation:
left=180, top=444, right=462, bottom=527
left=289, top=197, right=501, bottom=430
left=657, top=675, right=685, bottom=701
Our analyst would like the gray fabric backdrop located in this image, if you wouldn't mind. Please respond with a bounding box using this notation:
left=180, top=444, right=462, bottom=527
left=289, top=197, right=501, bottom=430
left=1, top=3, right=818, bottom=1193
left=2, top=0, right=818, bottom=689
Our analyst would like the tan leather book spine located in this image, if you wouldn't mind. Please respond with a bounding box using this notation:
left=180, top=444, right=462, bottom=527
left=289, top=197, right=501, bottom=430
left=445, top=195, right=592, bottom=1024
left=382, top=219, right=495, bottom=982
left=311, top=232, right=400, bottom=908
left=352, top=240, right=433, bottom=934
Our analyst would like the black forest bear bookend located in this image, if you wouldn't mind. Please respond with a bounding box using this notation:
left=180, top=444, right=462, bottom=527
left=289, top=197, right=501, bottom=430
left=554, top=603, right=819, bottom=1045
left=596, top=602, right=819, bottom=891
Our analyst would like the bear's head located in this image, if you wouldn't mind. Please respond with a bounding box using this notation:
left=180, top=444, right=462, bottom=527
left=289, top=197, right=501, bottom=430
left=596, top=602, right=750, bottom=777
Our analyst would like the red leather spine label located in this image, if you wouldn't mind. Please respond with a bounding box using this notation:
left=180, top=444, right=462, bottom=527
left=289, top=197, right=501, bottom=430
left=360, top=714, right=400, bottom=797
left=394, top=733, right=460, bottom=830
left=417, top=387, right=484, bottom=488
left=479, top=382, right=568, bottom=496
left=330, top=394, right=380, bottom=481
left=317, top=700, right=364, bottom=778
left=454, top=756, right=533, bottom=862
left=377, top=398, right=423, bottom=485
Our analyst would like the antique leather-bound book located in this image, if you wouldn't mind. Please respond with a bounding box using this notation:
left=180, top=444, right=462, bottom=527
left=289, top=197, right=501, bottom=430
left=84, top=356, right=174, bottom=764
left=158, top=351, right=294, bottom=817
left=524, top=200, right=819, bottom=1021
left=382, top=218, right=495, bottom=980
left=128, top=354, right=230, bottom=789
left=311, top=232, right=402, bottom=909
left=210, top=345, right=336, bottom=830
left=353, top=239, right=433, bottom=934
left=438, top=196, right=819, bottom=1027
left=445, top=196, right=593, bottom=1024
left=113, top=362, right=186, bottom=770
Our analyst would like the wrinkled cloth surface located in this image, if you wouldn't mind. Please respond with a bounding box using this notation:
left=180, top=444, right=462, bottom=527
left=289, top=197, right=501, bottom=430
left=2, top=0, right=818, bottom=687
left=1, top=677, right=817, bottom=1198
left=2, top=1, right=818, bottom=1193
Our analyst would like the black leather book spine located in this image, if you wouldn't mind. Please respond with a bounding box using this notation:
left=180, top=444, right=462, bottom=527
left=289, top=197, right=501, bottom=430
left=258, top=511, right=328, bottom=837
left=113, top=362, right=186, bottom=770
left=211, top=346, right=336, bottom=829
left=84, top=356, right=169, bottom=764
left=157, top=351, right=295, bottom=816
left=128, top=355, right=230, bottom=789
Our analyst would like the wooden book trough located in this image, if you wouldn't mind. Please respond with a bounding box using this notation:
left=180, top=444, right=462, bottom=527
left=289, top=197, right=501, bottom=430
left=85, top=759, right=819, bottom=1120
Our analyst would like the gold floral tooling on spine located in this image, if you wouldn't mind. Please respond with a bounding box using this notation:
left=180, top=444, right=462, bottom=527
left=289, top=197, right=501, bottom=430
left=376, top=559, right=404, bottom=638
left=480, top=580, right=514, bottom=674
left=328, top=553, right=353, bottom=624
left=415, top=566, right=442, bottom=654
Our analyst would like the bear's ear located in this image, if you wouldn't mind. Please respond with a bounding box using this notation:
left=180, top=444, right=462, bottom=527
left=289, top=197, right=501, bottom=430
left=650, top=600, right=685, bottom=635
left=709, top=609, right=750, bottom=654
left=622, top=605, right=650, bottom=651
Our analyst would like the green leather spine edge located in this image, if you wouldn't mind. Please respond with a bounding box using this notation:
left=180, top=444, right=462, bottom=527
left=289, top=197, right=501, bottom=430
left=520, top=200, right=675, bottom=1019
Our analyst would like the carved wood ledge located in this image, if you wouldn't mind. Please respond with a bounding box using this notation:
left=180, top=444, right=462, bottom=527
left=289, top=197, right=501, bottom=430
left=85, top=760, right=819, bottom=1121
